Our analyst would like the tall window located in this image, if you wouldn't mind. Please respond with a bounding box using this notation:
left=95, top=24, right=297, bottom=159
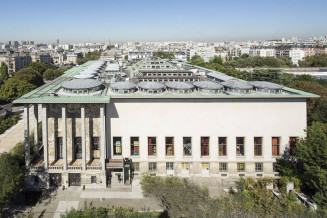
left=255, top=163, right=263, bottom=172
left=91, top=137, right=100, bottom=159
left=254, top=137, right=262, bottom=156
left=131, top=137, right=139, bottom=156
left=183, top=137, right=192, bottom=156
left=113, top=137, right=122, bottom=155
left=74, top=137, right=82, bottom=159
left=56, top=137, right=63, bottom=160
left=237, top=163, right=245, bottom=172
left=236, top=137, right=245, bottom=156
left=272, top=137, right=280, bottom=156
left=201, top=137, right=209, bottom=156
left=166, top=137, right=174, bottom=156
left=219, top=163, right=228, bottom=172
left=166, top=162, right=174, bottom=175
left=219, top=137, right=227, bottom=156
left=289, top=137, right=297, bottom=156
left=149, top=162, right=157, bottom=172
left=148, top=137, right=157, bottom=156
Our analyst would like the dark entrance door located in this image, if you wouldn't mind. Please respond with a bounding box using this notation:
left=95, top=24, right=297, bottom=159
left=49, top=173, right=62, bottom=187
left=69, top=173, right=81, bottom=186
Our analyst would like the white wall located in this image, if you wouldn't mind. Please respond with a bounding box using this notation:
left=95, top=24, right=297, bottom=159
left=106, top=98, right=306, bottom=176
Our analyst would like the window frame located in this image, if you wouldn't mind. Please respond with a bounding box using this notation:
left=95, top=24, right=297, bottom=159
left=148, top=137, right=157, bottom=156
left=165, top=137, right=174, bottom=156
left=236, top=137, right=245, bottom=156
left=130, top=137, right=140, bottom=156
left=183, top=137, right=192, bottom=156
left=254, top=137, right=262, bottom=156
left=218, top=137, right=227, bottom=156
left=113, top=137, right=122, bottom=156
left=149, top=162, right=157, bottom=172
left=219, top=163, right=228, bottom=172
left=237, top=163, right=245, bottom=172
left=272, top=137, right=280, bottom=156
left=255, top=162, right=263, bottom=172
left=201, top=137, right=210, bottom=156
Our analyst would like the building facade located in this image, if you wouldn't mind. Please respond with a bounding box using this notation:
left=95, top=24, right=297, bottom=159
left=14, top=59, right=317, bottom=190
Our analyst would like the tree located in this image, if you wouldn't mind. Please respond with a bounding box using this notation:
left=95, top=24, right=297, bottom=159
left=77, top=51, right=102, bottom=65
left=124, top=55, right=128, bottom=60
left=153, top=51, right=175, bottom=59
left=28, top=62, right=50, bottom=75
left=0, top=153, right=25, bottom=209
left=296, top=122, right=327, bottom=209
left=190, top=55, right=205, bottom=66
left=299, top=54, right=327, bottom=67
left=13, top=67, right=44, bottom=87
left=0, top=62, right=9, bottom=85
left=43, top=68, right=65, bottom=80
left=210, top=55, right=223, bottom=65
left=0, top=78, right=36, bottom=102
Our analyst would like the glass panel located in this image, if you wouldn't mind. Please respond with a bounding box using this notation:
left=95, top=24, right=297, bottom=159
left=201, top=137, right=209, bottom=156
left=219, top=137, right=227, bottom=156
left=131, top=137, right=139, bottom=156
left=254, top=137, right=262, bottom=156
left=113, top=137, right=122, bottom=155
left=183, top=137, right=192, bottom=156
left=148, top=137, right=157, bottom=156
left=166, top=137, right=174, bottom=156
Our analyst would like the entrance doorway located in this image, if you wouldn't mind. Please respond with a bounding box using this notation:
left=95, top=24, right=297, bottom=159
left=69, top=173, right=81, bottom=186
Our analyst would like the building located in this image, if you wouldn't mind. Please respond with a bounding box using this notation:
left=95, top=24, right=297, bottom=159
left=249, top=48, right=276, bottom=57
left=289, top=49, right=305, bottom=66
left=66, top=52, right=83, bottom=65
left=31, top=53, right=51, bottom=64
left=0, top=53, right=32, bottom=75
left=13, top=58, right=318, bottom=190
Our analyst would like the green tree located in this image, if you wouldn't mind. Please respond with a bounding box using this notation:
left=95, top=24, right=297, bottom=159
left=28, top=62, right=50, bottom=75
left=13, top=67, right=44, bottom=87
left=0, top=78, right=36, bottom=102
left=153, top=51, right=175, bottom=59
left=190, top=55, right=205, bottom=66
left=77, top=51, right=102, bottom=65
left=299, top=54, right=327, bottom=67
left=210, top=55, right=223, bottom=65
left=124, top=55, right=128, bottom=60
left=0, top=62, right=9, bottom=85
left=296, top=122, right=327, bottom=209
left=0, top=153, right=25, bottom=210
left=43, top=68, right=66, bottom=80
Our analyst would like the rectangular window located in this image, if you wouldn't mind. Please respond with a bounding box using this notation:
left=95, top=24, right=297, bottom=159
left=131, top=137, right=139, bottom=156
left=149, top=162, right=157, bottom=172
left=148, top=137, right=157, bottom=156
left=236, top=137, right=245, bottom=156
left=113, top=137, right=122, bottom=155
left=181, top=163, right=189, bottom=175
left=183, top=137, right=192, bottom=156
left=219, top=137, right=227, bottom=156
left=74, top=137, right=82, bottom=159
left=91, top=137, right=100, bottom=159
left=166, top=162, right=174, bottom=175
left=166, top=137, right=174, bottom=156
left=289, top=137, right=297, bottom=156
left=132, top=162, right=139, bottom=172
left=272, top=137, right=280, bottom=156
left=254, top=137, right=262, bottom=156
left=255, top=163, right=263, bottom=172
left=237, top=163, right=245, bottom=172
left=219, top=163, right=228, bottom=172
left=201, top=137, right=209, bottom=156
left=201, top=162, right=210, bottom=175
left=56, top=137, right=63, bottom=159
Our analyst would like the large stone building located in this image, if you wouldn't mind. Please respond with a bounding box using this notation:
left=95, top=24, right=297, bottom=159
left=13, top=58, right=318, bottom=190
left=0, top=53, right=32, bottom=75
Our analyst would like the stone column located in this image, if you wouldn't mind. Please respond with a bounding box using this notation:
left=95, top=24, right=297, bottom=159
left=33, top=104, right=39, bottom=156
left=100, top=104, right=106, bottom=171
left=42, top=104, right=48, bottom=170
left=24, top=104, right=30, bottom=168
left=81, top=104, right=86, bottom=171
left=62, top=104, right=67, bottom=171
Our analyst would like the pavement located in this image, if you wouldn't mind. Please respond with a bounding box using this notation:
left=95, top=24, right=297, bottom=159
left=0, top=104, right=42, bottom=153
left=23, top=178, right=162, bottom=218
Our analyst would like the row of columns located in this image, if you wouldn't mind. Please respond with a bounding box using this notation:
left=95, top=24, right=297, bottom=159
left=24, top=103, right=106, bottom=172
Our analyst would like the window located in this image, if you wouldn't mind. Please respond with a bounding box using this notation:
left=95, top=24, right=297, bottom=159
left=273, top=163, right=277, bottom=172
left=91, top=176, right=96, bottom=183
left=201, top=137, right=209, bottom=156
left=272, top=137, right=280, bottom=156
left=149, top=162, right=157, bottom=172
left=166, top=137, right=174, bottom=156
left=236, top=137, right=245, bottom=156
left=201, top=162, right=210, bottom=175
left=254, top=137, right=262, bottom=156
left=148, top=137, right=157, bottom=156
left=74, top=137, right=82, bottom=159
left=132, top=162, right=139, bottom=172
left=131, top=137, right=139, bottom=156
left=289, top=137, right=297, bottom=156
left=181, top=163, right=189, bottom=175
left=219, top=137, right=227, bottom=156
left=166, top=162, right=174, bottom=175
left=91, top=137, right=100, bottom=159
left=183, top=137, right=192, bottom=156
left=219, top=163, right=228, bottom=172
left=113, top=137, right=122, bottom=155
left=56, top=137, right=63, bottom=159
left=255, top=163, right=263, bottom=172
left=237, top=163, right=245, bottom=172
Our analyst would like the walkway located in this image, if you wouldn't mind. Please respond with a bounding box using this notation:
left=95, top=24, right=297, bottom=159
left=0, top=104, right=42, bottom=153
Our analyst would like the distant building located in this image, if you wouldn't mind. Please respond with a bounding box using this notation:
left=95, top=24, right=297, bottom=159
left=289, top=49, right=305, bottom=66
left=66, top=52, right=83, bottom=65
left=249, top=48, right=275, bottom=57
left=0, top=53, right=32, bottom=75
left=31, top=53, right=51, bottom=64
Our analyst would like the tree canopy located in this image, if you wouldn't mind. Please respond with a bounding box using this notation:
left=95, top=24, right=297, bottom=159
left=43, top=67, right=69, bottom=80
left=13, top=67, right=44, bottom=87
left=299, top=54, right=327, bottom=67
left=77, top=51, right=102, bottom=65
left=153, top=51, right=175, bottom=59
left=0, top=78, right=36, bottom=102
left=0, top=62, right=9, bottom=85
left=28, top=62, right=51, bottom=75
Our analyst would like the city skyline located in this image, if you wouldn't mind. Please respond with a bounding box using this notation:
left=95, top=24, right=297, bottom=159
left=1, top=0, right=327, bottom=43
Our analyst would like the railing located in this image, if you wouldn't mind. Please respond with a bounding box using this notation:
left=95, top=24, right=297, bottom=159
left=68, top=166, right=82, bottom=170
left=30, top=166, right=44, bottom=171
left=49, top=165, right=63, bottom=170
left=87, top=165, right=101, bottom=170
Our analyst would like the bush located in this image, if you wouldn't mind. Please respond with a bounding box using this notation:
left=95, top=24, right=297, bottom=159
left=0, top=115, right=20, bottom=135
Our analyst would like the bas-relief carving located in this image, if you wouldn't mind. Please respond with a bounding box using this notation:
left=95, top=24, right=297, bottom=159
left=67, top=118, right=73, bottom=161
left=48, top=117, right=55, bottom=162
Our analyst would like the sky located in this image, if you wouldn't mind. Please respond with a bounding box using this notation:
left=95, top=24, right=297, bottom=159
left=0, top=0, right=327, bottom=43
